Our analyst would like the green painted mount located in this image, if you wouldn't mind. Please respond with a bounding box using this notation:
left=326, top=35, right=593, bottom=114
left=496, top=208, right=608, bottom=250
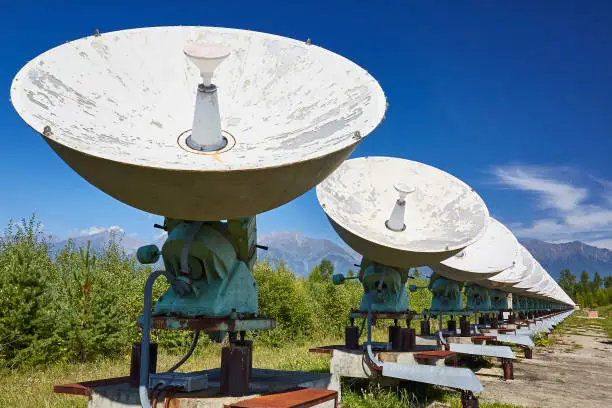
left=138, top=217, right=259, bottom=318
left=333, top=258, right=410, bottom=312
left=466, top=284, right=491, bottom=311
left=428, top=273, right=464, bottom=312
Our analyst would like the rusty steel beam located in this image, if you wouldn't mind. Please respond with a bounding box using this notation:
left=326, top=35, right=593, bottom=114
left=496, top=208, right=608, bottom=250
left=348, top=310, right=416, bottom=320
left=143, top=315, right=276, bottom=332
left=225, top=387, right=338, bottom=408
left=53, top=377, right=132, bottom=398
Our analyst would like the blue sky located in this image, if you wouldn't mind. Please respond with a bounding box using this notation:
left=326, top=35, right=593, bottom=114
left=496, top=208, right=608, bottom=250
left=2, top=1, right=612, bottom=248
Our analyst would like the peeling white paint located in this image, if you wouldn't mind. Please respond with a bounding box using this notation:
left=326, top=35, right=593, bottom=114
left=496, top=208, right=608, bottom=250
left=484, top=244, right=534, bottom=287
left=512, top=260, right=546, bottom=292
left=316, top=156, right=490, bottom=259
left=432, top=217, right=520, bottom=282
left=11, top=26, right=386, bottom=171
left=490, top=246, right=568, bottom=303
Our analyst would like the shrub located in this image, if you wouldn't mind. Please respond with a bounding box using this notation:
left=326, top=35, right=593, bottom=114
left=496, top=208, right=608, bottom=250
left=0, top=215, right=434, bottom=366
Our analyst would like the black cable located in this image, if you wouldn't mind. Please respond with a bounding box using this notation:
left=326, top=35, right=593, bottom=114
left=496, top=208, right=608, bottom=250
left=358, top=316, right=367, bottom=339
left=168, top=331, right=200, bottom=372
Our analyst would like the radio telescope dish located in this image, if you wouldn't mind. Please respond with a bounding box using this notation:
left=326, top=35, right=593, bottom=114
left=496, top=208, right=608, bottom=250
left=512, top=259, right=546, bottom=293
left=538, top=282, right=557, bottom=298
left=431, top=217, right=519, bottom=282
left=316, top=156, right=489, bottom=268
left=482, top=244, right=534, bottom=289
left=534, top=282, right=556, bottom=300
left=11, top=26, right=386, bottom=220
left=527, top=272, right=554, bottom=294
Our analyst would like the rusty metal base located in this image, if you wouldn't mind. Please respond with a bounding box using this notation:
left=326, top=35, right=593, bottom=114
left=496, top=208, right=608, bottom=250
left=143, top=314, right=276, bottom=332
left=54, top=368, right=340, bottom=408
left=461, top=390, right=480, bottom=408
left=400, top=328, right=416, bottom=351
left=420, top=320, right=431, bottom=336
left=501, top=359, right=514, bottom=380
left=221, top=341, right=252, bottom=397
left=345, top=326, right=360, bottom=349
left=388, top=326, right=402, bottom=351
left=129, top=342, right=158, bottom=387
left=226, top=387, right=338, bottom=408
left=459, top=318, right=471, bottom=337
left=348, top=310, right=417, bottom=320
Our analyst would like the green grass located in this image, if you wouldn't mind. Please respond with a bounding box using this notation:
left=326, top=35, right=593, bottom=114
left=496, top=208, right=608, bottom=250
left=530, top=308, right=610, bottom=354
left=0, top=332, right=529, bottom=408
left=341, top=381, right=527, bottom=408
left=596, top=305, right=612, bottom=339
left=532, top=332, right=554, bottom=348
left=553, top=307, right=611, bottom=339
left=0, top=339, right=332, bottom=408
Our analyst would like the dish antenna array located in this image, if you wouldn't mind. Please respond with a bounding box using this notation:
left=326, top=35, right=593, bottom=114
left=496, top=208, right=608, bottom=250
left=10, top=25, right=386, bottom=408
left=11, top=24, right=575, bottom=408
left=316, top=158, right=574, bottom=403
left=317, top=156, right=490, bottom=398
left=431, top=217, right=520, bottom=314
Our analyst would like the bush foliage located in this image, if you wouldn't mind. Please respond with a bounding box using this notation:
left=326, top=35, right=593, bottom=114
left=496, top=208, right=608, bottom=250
left=0, top=215, right=432, bottom=368
left=558, top=268, right=612, bottom=308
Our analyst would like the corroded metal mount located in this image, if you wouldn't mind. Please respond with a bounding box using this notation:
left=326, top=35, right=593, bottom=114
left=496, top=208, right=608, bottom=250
left=348, top=310, right=416, bottom=321
left=143, top=314, right=276, bottom=332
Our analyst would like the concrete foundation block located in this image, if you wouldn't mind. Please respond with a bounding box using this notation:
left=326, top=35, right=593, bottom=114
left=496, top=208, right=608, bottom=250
left=87, top=369, right=339, bottom=408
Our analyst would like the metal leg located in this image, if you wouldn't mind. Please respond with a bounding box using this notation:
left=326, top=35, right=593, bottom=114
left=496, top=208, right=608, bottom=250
left=461, top=390, right=479, bottom=408
left=220, top=342, right=252, bottom=396
left=389, top=325, right=402, bottom=351
left=502, top=358, right=514, bottom=380
left=345, top=326, right=360, bottom=349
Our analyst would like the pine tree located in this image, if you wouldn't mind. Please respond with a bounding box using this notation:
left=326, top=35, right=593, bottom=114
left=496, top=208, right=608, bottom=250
left=0, top=216, right=54, bottom=367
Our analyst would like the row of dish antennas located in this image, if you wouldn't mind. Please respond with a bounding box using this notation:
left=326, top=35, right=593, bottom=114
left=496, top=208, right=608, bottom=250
left=9, top=26, right=575, bottom=408
left=318, top=156, right=574, bottom=316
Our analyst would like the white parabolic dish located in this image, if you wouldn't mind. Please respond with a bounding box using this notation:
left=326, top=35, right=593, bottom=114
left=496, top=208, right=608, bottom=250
left=431, top=216, right=519, bottom=282
left=10, top=26, right=386, bottom=220
left=316, top=157, right=490, bottom=268
left=484, top=244, right=534, bottom=289
left=511, top=259, right=546, bottom=293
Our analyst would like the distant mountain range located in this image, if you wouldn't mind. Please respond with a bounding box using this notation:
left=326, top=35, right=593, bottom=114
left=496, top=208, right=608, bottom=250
left=258, top=231, right=360, bottom=277
left=47, top=230, right=612, bottom=280
left=49, top=229, right=162, bottom=256
left=520, top=239, right=612, bottom=280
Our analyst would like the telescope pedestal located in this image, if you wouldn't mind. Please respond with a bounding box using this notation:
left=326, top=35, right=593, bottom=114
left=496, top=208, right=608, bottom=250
left=221, top=339, right=253, bottom=397
left=420, top=320, right=431, bottom=336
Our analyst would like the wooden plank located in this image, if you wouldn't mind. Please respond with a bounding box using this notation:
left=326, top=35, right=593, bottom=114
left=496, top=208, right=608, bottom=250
left=225, top=387, right=338, bottom=408
left=53, top=376, right=131, bottom=398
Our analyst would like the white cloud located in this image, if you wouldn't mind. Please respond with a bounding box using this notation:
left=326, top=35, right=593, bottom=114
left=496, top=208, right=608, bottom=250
left=154, top=230, right=168, bottom=241
left=494, top=166, right=587, bottom=211
left=493, top=165, right=612, bottom=248
left=586, top=239, right=612, bottom=251
left=79, top=225, right=125, bottom=236
left=511, top=219, right=567, bottom=237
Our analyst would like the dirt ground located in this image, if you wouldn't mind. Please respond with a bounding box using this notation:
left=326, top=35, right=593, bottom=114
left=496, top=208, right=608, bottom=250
left=474, top=321, right=612, bottom=408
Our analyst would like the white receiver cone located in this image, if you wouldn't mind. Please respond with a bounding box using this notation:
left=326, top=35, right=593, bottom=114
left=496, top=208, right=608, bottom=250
left=385, top=182, right=415, bottom=232
left=10, top=26, right=387, bottom=221
left=184, top=43, right=230, bottom=151
left=316, top=157, right=489, bottom=268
